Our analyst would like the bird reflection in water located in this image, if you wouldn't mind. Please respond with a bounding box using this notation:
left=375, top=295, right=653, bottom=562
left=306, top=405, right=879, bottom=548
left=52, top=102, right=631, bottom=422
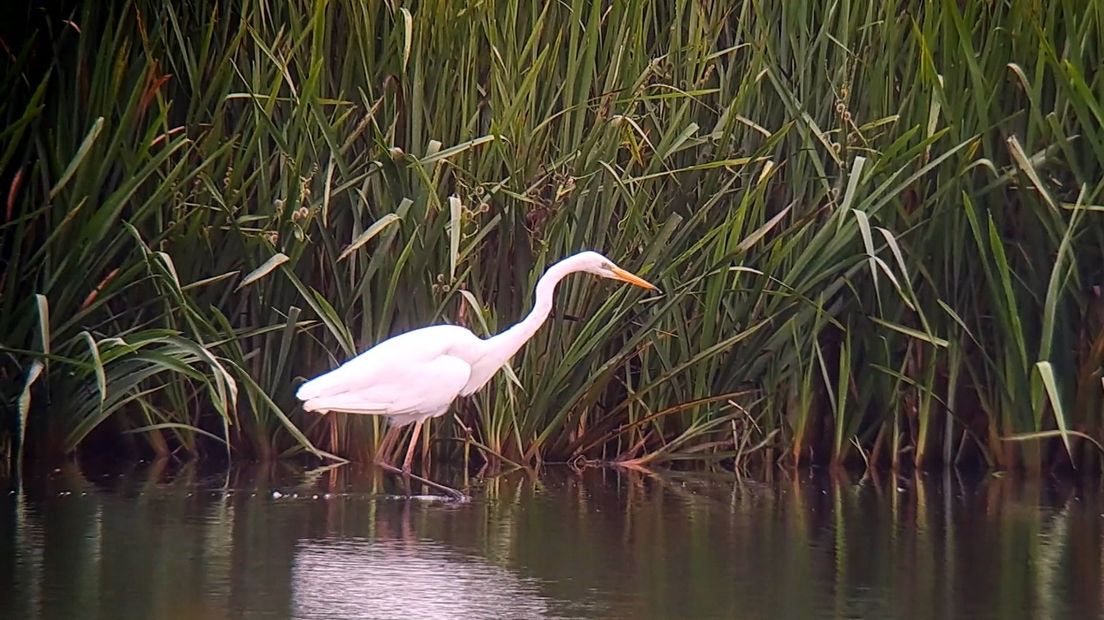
left=291, top=501, right=557, bottom=620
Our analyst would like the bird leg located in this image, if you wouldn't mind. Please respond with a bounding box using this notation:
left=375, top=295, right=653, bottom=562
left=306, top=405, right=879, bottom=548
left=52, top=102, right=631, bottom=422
left=375, top=418, right=467, bottom=502
left=402, top=418, right=424, bottom=473
left=374, top=461, right=467, bottom=502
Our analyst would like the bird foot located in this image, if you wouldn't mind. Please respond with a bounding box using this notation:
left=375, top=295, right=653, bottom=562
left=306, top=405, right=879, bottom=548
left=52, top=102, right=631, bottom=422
left=373, top=462, right=468, bottom=502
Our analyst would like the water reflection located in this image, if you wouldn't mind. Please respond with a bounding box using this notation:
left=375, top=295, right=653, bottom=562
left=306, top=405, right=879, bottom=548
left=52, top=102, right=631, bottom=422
left=293, top=538, right=556, bottom=619
left=2, top=462, right=1103, bottom=619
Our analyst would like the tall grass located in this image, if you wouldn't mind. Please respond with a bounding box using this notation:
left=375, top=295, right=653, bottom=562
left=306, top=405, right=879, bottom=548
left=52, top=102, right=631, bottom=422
left=2, top=0, right=1101, bottom=474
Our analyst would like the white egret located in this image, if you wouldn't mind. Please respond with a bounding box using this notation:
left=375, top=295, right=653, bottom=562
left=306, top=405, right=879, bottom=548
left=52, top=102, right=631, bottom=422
left=295, top=250, right=657, bottom=479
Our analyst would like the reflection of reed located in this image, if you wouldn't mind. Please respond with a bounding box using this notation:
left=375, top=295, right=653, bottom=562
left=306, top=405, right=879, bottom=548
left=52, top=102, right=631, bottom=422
left=5, top=463, right=1104, bottom=619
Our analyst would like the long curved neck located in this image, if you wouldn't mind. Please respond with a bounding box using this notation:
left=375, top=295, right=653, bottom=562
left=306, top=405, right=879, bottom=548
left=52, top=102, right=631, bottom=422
left=485, top=257, right=579, bottom=362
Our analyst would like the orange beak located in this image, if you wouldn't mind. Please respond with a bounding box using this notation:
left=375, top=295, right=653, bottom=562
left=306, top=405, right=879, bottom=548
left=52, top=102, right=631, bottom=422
left=610, top=265, right=659, bottom=291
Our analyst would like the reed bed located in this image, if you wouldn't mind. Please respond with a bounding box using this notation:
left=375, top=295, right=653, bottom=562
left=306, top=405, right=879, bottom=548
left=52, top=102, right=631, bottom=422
left=1, top=0, right=1101, bottom=474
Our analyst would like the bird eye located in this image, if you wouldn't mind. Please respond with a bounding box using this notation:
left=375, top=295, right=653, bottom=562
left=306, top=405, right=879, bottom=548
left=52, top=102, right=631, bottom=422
left=601, top=262, right=612, bottom=270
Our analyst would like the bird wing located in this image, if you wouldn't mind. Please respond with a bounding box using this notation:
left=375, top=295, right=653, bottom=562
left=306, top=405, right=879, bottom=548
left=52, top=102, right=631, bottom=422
left=296, top=325, right=480, bottom=402
left=299, top=354, right=472, bottom=421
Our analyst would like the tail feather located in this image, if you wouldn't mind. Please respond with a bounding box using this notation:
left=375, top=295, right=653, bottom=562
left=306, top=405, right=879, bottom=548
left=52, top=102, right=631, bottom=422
left=299, top=391, right=393, bottom=416
left=296, top=370, right=352, bottom=402
left=296, top=351, right=386, bottom=402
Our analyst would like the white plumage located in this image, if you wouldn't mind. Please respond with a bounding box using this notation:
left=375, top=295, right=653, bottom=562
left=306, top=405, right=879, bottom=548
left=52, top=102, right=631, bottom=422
left=297, top=326, right=478, bottom=425
left=295, top=250, right=657, bottom=472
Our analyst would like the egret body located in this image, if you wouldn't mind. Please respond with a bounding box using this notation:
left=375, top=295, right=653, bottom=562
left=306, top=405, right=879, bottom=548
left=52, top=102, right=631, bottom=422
left=295, top=251, right=657, bottom=473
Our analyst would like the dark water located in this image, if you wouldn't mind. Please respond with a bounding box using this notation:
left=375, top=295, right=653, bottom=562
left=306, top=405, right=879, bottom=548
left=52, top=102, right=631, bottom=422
left=2, top=462, right=1103, bottom=620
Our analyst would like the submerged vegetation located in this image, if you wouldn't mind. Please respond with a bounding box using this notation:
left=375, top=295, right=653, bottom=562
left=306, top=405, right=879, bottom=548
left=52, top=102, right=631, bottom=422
left=1, top=0, right=1102, bottom=474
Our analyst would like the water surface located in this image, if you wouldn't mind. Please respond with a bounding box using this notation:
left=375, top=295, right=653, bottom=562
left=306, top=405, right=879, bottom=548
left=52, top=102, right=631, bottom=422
left=2, top=462, right=1102, bottom=619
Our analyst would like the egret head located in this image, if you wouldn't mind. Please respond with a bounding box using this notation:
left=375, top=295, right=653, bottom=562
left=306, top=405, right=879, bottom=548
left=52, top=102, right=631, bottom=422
left=574, top=251, right=659, bottom=291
